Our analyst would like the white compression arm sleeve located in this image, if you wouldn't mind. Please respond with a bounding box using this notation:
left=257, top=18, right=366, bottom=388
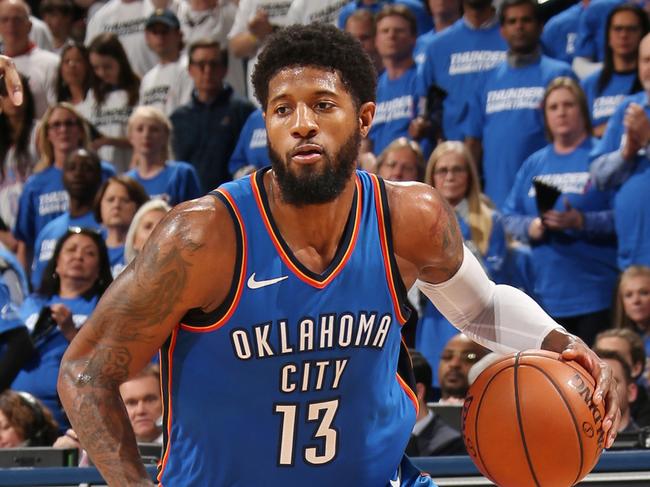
left=416, top=245, right=564, bottom=354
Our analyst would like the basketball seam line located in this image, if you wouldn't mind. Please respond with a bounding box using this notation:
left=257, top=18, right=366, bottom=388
left=525, top=363, right=586, bottom=486
left=514, top=352, right=542, bottom=487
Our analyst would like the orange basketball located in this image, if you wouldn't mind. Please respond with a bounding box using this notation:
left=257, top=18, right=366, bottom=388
left=462, top=350, right=606, bottom=487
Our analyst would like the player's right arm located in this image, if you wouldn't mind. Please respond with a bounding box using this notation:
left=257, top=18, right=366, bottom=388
left=57, top=195, right=236, bottom=485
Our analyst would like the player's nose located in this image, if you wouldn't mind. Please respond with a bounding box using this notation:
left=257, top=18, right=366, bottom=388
left=291, top=103, right=318, bottom=138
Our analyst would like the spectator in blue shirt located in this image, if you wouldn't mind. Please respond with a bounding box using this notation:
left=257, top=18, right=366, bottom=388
left=368, top=5, right=424, bottom=156
left=414, top=0, right=462, bottom=65
left=464, top=0, right=575, bottom=209
left=12, top=227, right=113, bottom=428
left=94, top=175, right=149, bottom=277
left=13, top=103, right=115, bottom=270
left=503, top=77, right=618, bottom=345
left=589, top=33, right=650, bottom=269
left=228, top=109, right=269, bottom=180
left=413, top=0, right=507, bottom=144
left=126, top=106, right=202, bottom=206
left=31, top=149, right=104, bottom=291
left=170, top=39, right=255, bottom=193
left=376, top=137, right=425, bottom=182
left=541, top=0, right=585, bottom=65
left=581, top=4, right=648, bottom=137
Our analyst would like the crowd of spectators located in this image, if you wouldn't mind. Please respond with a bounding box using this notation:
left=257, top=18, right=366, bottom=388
left=2, top=0, right=650, bottom=458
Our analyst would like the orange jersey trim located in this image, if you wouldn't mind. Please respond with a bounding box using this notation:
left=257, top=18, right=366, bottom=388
left=179, top=188, right=247, bottom=332
left=370, top=174, right=408, bottom=324
left=157, top=327, right=179, bottom=483
left=250, top=171, right=362, bottom=289
left=396, top=372, right=419, bottom=416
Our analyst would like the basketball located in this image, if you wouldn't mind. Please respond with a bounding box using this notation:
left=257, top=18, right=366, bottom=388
left=462, top=350, right=606, bottom=487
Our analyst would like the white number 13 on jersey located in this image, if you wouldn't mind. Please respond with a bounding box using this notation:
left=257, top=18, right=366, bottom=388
left=274, top=398, right=340, bottom=466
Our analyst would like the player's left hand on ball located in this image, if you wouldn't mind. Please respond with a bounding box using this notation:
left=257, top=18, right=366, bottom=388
left=0, top=55, right=23, bottom=106
left=561, top=340, right=621, bottom=448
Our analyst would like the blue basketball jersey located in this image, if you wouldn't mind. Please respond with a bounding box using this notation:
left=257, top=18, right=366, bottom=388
left=157, top=169, right=417, bottom=486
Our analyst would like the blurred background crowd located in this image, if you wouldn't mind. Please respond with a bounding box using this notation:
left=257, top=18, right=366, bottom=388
left=1, top=0, right=650, bottom=459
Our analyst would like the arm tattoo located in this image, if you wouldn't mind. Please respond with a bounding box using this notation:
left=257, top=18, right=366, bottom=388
left=89, top=218, right=204, bottom=343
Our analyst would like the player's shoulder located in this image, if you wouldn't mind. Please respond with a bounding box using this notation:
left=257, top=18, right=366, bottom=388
left=154, top=193, right=238, bottom=254
left=383, top=179, right=446, bottom=228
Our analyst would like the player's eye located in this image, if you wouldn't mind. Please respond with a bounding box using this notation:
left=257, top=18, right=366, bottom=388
left=315, top=101, right=334, bottom=111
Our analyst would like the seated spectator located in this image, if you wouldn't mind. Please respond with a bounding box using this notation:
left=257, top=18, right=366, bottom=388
left=0, top=282, right=32, bottom=391
left=368, top=5, right=424, bottom=157
left=228, top=108, right=268, bottom=179
left=54, top=364, right=162, bottom=460
left=343, top=9, right=383, bottom=76
left=503, top=77, right=618, bottom=345
left=119, top=364, right=162, bottom=443
left=594, top=328, right=650, bottom=427
left=39, top=0, right=75, bottom=54
left=139, top=9, right=193, bottom=116
left=31, top=149, right=103, bottom=290
left=11, top=228, right=113, bottom=428
left=376, top=138, right=424, bottom=183
left=437, top=333, right=489, bottom=404
left=94, top=176, right=149, bottom=277
left=124, top=199, right=171, bottom=263
left=581, top=4, right=648, bottom=137
left=0, top=390, right=59, bottom=447
left=13, top=103, right=115, bottom=269
left=589, top=33, right=650, bottom=269
left=125, top=106, right=202, bottom=205
left=425, top=141, right=507, bottom=281
left=170, top=39, right=254, bottom=192
left=55, top=42, right=92, bottom=108
left=0, top=0, right=59, bottom=117
left=81, top=33, right=140, bottom=173
left=613, top=265, right=650, bottom=380
left=594, top=349, right=639, bottom=433
left=0, top=73, right=36, bottom=252
left=405, top=350, right=466, bottom=456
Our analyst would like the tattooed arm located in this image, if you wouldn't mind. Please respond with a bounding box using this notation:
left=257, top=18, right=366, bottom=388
left=386, top=181, right=464, bottom=286
left=57, top=196, right=236, bottom=485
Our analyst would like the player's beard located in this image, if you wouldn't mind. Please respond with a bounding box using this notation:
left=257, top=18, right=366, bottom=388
left=268, top=128, right=360, bottom=206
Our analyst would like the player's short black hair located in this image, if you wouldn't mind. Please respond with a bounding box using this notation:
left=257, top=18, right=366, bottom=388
left=252, top=23, right=377, bottom=110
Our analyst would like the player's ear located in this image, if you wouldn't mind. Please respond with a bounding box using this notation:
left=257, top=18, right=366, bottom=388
left=358, top=102, right=375, bottom=138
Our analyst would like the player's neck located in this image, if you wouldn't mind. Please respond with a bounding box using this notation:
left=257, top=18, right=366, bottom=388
left=265, top=171, right=357, bottom=274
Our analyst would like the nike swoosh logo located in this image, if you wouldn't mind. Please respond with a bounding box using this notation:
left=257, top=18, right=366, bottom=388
left=247, top=273, right=289, bottom=289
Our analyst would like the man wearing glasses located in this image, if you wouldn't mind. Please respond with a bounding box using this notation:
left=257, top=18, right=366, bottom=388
left=170, top=39, right=255, bottom=193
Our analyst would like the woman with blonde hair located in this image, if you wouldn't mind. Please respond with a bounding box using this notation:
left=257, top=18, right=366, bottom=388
left=503, top=76, right=618, bottom=345
left=125, top=106, right=201, bottom=206
left=418, top=141, right=507, bottom=391
left=425, top=140, right=506, bottom=280
left=14, top=103, right=115, bottom=267
left=614, top=266, right=650, bottom=357
left=124, top=199, right=171, bottom=264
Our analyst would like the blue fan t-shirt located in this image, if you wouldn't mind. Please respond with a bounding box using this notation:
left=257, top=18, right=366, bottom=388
left=228, top=109, right=269, bottom=177
left=541, top=3, right=583, bottom=64
left=13, top=163, right=115, bottom=250
left=126, top=161, right=202, bottom=206
left=370, top=64, right=423, bottom=156
left=31, top=211, right=101, bottom=291
left=464, top=55, right=575, bottom=208
left=415, top=17, right=507, bottom=141
left=581, top=69, right=636, bottom=129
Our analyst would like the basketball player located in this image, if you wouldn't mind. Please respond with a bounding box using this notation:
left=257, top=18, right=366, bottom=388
left=1, top=24, right=620, bottom=485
